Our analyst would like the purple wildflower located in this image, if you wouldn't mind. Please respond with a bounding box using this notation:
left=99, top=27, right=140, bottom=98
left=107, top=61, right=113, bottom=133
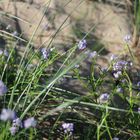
left=0, top=50, right=9, bottom=57
left=113, top=60, right=128, bottom=71
left=4, top=50, right=9, bottom=57
left=116, top=87, right=123, bottom=93
left=124, top=34, right=131, bottom=43
left=13, top=118, right=23, bottom=128
left=41, top=48, right=49, bottom=59
left=78, top=39, right=87, bottom=50
left=113, top=137, right=119, bottom=140
left=24, top=117, right=37, bottom=128
left=121, top=79, right=127, bottom=83
left=43, top=23, right=49, bottom=30
left=62, top=123, right=74, bottom=134
left=99, top=93, right=110, bottom=103
left=0, top=80, right=7, bottom=96
left=136, top=81, right=140, bottom=90
left=129, top=61, right=133, bottom=66
left=9, top=126, right=18, bottom=135
left=113, top=71, right=122, bottom=79
left=110, top=54, right=117, bottom=61
left=0, top=50, right=3, bottom=55
left=9, top=118, right=23, bottom=135
left=89, top=51, right=97, bottom=58
left=137, top=81, right=140, bottom=87
left=12, top=31, right=18, bottom=36
left=138, top=107, right=140, bottom=113
left=0, top=109, right=16, bottom=121
left=74, top=64, right=80, bottom=68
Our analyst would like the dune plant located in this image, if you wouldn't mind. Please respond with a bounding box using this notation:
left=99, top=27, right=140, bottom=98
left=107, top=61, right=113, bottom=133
left=0, top=0, right=140, bottom=140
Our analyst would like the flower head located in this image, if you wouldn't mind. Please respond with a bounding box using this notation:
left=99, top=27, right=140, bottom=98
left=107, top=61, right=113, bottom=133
left=113, top=60, right=128, bottom=71
left=99, top=93, right=109, bottom=104
left=116, top=87, right=123, bottom=93
left=136, top=81, right=140, bottom=90
left=13, top=118, right=23, bottom=128
left=0, top=109, right=16, bottom=121
left=121, top=79, right=127, bottom=83
left=74, top=64, right=80, bottom=68
left=24, top=117, right=37, bottom=128
left=9, top=118, right=23, bottom=135
left=0, top=80, right=7, bottom=96
left=89, top=51, right=97, bottom=58
left=137, top=81, right=140, bottom=87
left=62, top=123, right=74, bottom=134
left=124, top=34, right=131, bottom=43
left=113, top=137, right=119, bottom=140
left=40, top=48, right=49, bottom=59
left=12, top=31, right=18, bottom=36
left=138, top=107, right=140, bottom=113
left=110, top=54, right=117, bottom=61
left=113, top=71, right=122, bottom=79
left=4, top=50, right=9, bottom=57
left=0, top=50, right=9, bottom=57
left=42, top=23, right=49, bottom=30
left=78, top=39, right=87, bottom=50
left=0, top=50, right=3, bottom=55
left=9, top=126, right=18, bottom=135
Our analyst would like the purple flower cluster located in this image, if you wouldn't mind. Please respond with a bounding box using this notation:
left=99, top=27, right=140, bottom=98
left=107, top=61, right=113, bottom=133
left=0, top=109, right=15, bottom=121
left=9, top=117, right=36, bottom=135
left=138, top=107, right=140, bottom=113
left=110, top=54, right=118, bottom=61
left=0, top=50, right=9, bottom=57
left=10, top=118, right=23, bottom=135
left=12, top=31, right=18, bottom=37
left=62, top=123, right=74, bottom=135
left=24, top=117, right=37, bottom=129
left=136, top=81, right=140, bottom=91
left=89, top=51, right=97, bottom=58
left=137, top=81, right=140, bottom=87
left=0, top=80, right=7, bottom=96
left=113, top=60, right=128, bottom=71
left=0, top=108, right=37, bottom=135
left=124, top=34, right=131, bottom=43
left=113, top=71, right=122, bottom=79
left=113, top=137, right=119, bottom=140
left=78, top=39, right=87, bottom=50
left=116, top=87, right=123, bottom=93
left=112, top=60, right=132, bottom=79
left=99, top=93, right=110, bottom=104
left=0, top=50, right=3, bottom=55
left=40, top=48, right=49, bottom=59
left=74, top=64, right=80, bottom=68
